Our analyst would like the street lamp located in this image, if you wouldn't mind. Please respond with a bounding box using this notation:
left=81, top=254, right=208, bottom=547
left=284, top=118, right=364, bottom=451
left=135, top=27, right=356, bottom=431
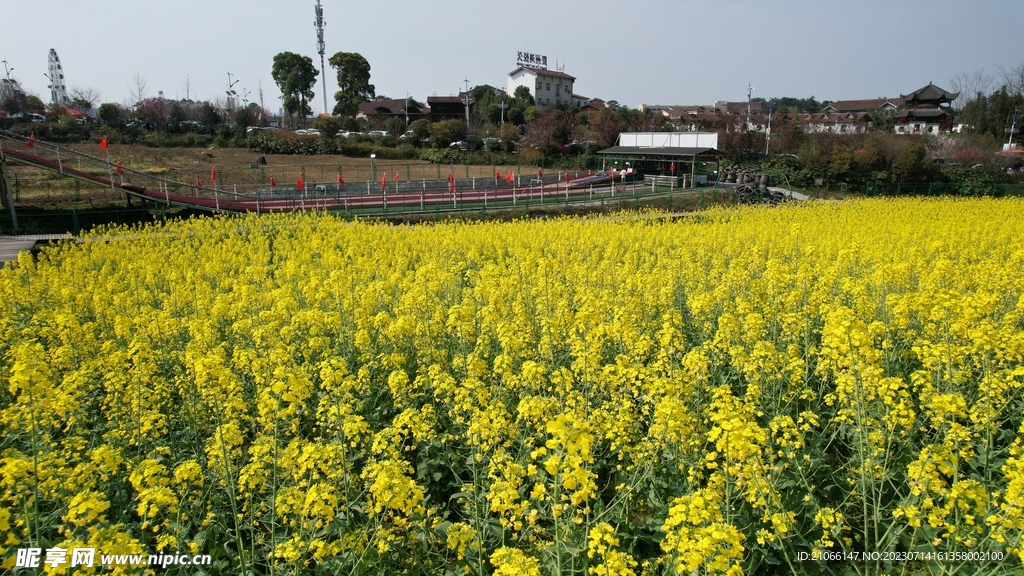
left=370, top=153, right=376, bottom=184
left=226, top=72, right=239, bottom=111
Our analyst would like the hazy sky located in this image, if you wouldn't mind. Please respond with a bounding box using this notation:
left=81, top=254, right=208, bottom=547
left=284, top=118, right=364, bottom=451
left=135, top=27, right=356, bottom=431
left=3, top=0, right=1022, bottom=112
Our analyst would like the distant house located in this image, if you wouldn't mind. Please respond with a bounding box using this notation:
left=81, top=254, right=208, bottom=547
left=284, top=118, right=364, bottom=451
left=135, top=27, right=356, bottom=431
left=0, top=78, right=25, bottom=102
left=673, top=111, right=722, bottom=132
left=580, top=99, right=606, bottom=123
left=894, top=83, right=958, bottom=135
left=572, top=94, right=593, bottom=107
left=427, top=94, right=474, bottom=121
left=715, top=100, right=762, bottom=114
left=794, top=112, right=871, bottom=134
left=356, top=98, right=429, bottom=122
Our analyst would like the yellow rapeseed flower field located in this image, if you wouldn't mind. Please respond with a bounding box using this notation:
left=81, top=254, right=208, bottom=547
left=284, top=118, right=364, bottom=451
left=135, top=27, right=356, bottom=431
left=2, top=198, right=1024, bottom=575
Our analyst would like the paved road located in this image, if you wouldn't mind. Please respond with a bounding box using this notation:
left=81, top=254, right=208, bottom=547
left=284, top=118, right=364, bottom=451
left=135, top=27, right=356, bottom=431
left=770, top=187, right=809, bottom=200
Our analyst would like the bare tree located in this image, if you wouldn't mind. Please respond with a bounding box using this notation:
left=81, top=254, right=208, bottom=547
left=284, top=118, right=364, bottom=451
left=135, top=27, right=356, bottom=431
left=129, top=72, right=149, bottom=105
left=949, top=68, right=994, bottom=111
left=69, top=86, right=101, bottom=109
left=997, top=62, right=1024, bottom=96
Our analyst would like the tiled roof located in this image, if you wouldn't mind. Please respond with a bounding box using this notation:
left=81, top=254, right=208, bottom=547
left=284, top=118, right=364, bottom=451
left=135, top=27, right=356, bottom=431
left=427, top=94, right=475, bottom=105
left=357, top=99, right=428, bottom=115
left=900, top=83, right=958, bottom=102
left=507, top=66, right=576, bottom=81
left=828, top=98, right=903, bottom=112
left=896, top=108, right=953, bottom=119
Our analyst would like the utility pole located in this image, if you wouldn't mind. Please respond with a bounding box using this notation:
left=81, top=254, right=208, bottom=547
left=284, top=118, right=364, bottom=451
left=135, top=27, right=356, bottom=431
left=315, top=1, right=328, bottom=115
left=746, top=83, right=754, bottom=132
left=463, top=79, right=470, bottom=130
left=1008, top=107, right=1019, bottom=149
left=499, top=87, right=507, bottom=124
left=765, top=101, right=773, bottom=155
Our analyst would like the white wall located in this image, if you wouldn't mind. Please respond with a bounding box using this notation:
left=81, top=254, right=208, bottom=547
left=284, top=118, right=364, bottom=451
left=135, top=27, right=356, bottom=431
left=506, top=69, right=574, bottom=110
left=618, top=132, right=719, bottom=149
left=507, top=69, right=536, bottom=104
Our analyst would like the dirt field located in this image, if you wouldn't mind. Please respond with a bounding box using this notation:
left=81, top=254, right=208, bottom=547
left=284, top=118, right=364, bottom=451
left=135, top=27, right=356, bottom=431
left=6, top=143, right=555, bottom=209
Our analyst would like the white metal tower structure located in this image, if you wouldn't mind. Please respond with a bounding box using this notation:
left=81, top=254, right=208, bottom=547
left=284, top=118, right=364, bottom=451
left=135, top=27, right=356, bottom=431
left=46, top=49, right=70, bottom=106
left=314, top=1, right=328, bottom=114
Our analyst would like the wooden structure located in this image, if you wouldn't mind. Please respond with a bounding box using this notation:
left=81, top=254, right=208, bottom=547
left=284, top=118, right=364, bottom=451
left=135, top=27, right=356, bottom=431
left=895, top=83, right=958, bottom=135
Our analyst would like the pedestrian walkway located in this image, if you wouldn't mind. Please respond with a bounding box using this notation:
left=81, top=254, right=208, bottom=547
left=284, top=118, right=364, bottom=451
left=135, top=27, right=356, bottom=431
left=0, top=233, right=72, bottom=264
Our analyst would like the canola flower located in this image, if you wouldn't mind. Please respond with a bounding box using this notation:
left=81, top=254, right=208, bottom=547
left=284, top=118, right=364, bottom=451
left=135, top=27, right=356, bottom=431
left=1, top=197, right=1023, bottom=575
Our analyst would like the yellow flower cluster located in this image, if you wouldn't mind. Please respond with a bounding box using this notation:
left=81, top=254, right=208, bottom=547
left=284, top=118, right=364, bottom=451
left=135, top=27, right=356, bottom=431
left=1, top=198, right=1023, bottom=574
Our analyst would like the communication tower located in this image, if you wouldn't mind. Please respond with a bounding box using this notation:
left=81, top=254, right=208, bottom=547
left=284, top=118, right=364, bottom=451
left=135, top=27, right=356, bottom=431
left=314, top=1, right=328, bottom=114
left=46, top=49, right=70, bottom=106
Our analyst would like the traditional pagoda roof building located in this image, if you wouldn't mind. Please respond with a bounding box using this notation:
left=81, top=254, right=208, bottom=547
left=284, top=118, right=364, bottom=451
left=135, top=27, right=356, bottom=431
left=894, top=83, right=958, bottom=135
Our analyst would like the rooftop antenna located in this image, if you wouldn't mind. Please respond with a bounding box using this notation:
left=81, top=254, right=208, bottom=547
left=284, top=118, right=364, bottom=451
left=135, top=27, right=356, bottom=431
left=315, top=0, right=328, bottom=114
left=2, top=60, right=13, bottom=81
left=44, top=49, right=69, bottom=106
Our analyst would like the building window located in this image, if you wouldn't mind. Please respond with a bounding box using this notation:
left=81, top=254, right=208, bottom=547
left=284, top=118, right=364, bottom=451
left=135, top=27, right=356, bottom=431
left=536, top=80, right=541, bottom=90
left=546, top=83, right=550, bottom=91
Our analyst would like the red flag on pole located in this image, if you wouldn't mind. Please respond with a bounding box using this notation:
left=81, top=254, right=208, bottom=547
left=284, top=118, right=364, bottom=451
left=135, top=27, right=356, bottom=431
left=26, top=133, right=35, bottom=150
left=565, top=172, right=571, bottom=183
left=99, top=136, right=108, bottom=151
left=447, top=172, right=453, bottom=183
left=337, top=173, right=344, bottom=185
left=270, top=176, right=277, bottom=187
left=393, top=172, right=399, bottom=182
left=210, top=168, right=217, bottom=182
left=449, top=179, right=455, bottom=192
left=505, top=171, right=514, bottom=182
left=670, top=162, right=675, bottom=171
left=296, top=174, right=305, bottom=191
left=495, top=170, right=501, bottom=180
left=196, top=178, right=202, bottom=189
left=381, top=174, right=387, bottom=191
left=116, top=160, right=124, bottom=175
left=537, top=168, right=543, bottom=178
